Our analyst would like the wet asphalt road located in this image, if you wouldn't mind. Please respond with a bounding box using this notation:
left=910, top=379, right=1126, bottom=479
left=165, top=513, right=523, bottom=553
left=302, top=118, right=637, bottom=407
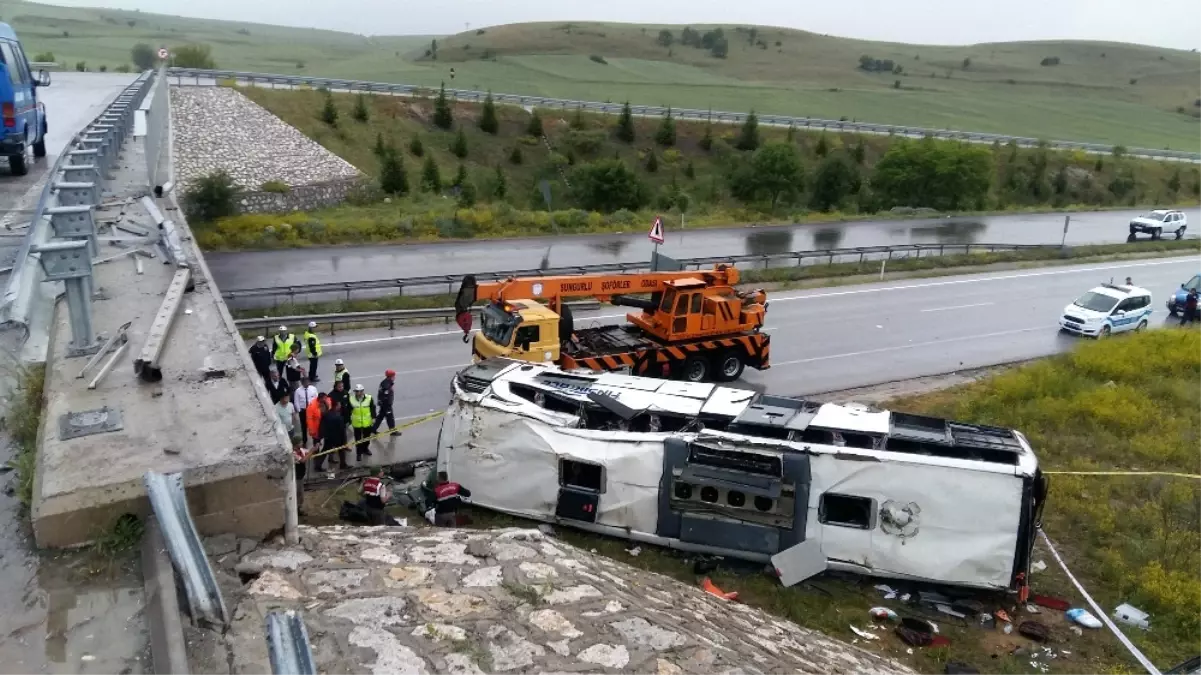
left=0, top=73, right=138, bottom=272
left=208, top=207, right=1201, bottom=291
left=250, top=255, right=1200, bottom=465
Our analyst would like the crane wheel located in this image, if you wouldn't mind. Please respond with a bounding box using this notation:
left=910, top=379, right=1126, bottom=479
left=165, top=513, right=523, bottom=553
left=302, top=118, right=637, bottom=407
left=681, top=355, right=709, bottom=383
left=714, top=351, right=745, bottom=382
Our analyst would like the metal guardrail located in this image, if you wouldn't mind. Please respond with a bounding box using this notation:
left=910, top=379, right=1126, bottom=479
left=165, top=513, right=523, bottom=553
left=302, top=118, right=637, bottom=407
left=223, top=242, right=1059, bottom=308
left=1, top=69, right=155, bottom=327
left=233, top=299, right=602, bottom=333
left=144, top=471, right=229, bottom=629
left=266, top=610, right=316, bottom=675
left=167, top=67, right=1201, bottom=163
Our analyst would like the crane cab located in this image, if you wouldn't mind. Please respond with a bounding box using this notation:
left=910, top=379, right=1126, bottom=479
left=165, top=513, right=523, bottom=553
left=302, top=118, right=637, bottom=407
left=628, top=278, right=765, bottom=342
left=473, top=299, right=562, bottom=364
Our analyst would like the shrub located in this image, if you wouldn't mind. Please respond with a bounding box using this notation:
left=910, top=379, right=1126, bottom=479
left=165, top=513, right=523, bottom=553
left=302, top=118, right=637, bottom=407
left=379, top=147, right=408, bottom=196
left=172, top=43, right=216, bottom=69
left=352, top=93, right=369, bottom=122
left=259, top=180, right=290, bottom=194
left=571, top=159, right=649, bottom=212
left=736, top=111, right=760, bottom=151
left=409, top=136, right=424, bottom=157
left=570, top=106, right=586, bottom=131
left=809, top=154, right=861, bottom=212
left=98, top=65, right=108, bottom=72
left=645, top=152, right=659, bottom=173
left=683, top=160, right=696, bottom=179
left=183, top=171, right=240, bottom=223
left=130, top=43, right=154, bottom=70
left=451, top=128, right=469, bottom=158
left=320, top=91, right=338, bottom=127
left=1039, top=56, right=1060, bottom=66
left=565, top=130, right=606, bottom=157
left=433, top=82, right=453, bottom=130
left=526, top=109, right=544, bottom=137
left=589, top=54, right=607, bottom=65
left=616, top=102, right=635, bottom=143
left=33, top=51, right=55, bottom=63
left=479, top=92, right=498, bottom=134
left=656, top=108, right=676, bottom=147
left=509, top=146, right=524, bottom=165
left=116, top=64, right=132, bottom=73
left=420, top=155, right=442, bottom=192
left=75, top=61, right=86, bottom=72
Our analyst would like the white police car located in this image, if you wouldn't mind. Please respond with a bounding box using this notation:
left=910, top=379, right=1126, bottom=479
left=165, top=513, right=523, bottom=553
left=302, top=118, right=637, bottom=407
left=1059, top=283, right=1153, bottom=338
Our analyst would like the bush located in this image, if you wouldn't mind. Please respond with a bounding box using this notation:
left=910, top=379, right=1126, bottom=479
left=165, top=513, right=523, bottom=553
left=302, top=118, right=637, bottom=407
left=479, top=92, right=498, bottom=134
left=809, top=154, right=861, bottom=212
left=33, top=51, right=54, bottom=63
left=645, top=152, right=659, bottom=173
left=259, top=180, right=290, bottom=194
left=409, top=136, right=424, bottom=157
left=1039, top=56, right=1060, bottom=66
left=352, top=93, right=370, bottom=122
left=589, top=54, right=607, bottom=65
left=736, top=111, right=760, bottom=151
left=379, top=147, right=408, bottom=196
left=565, top=130, right=606, bottom=157
left=116, top=64, right=132, bottom=73
left=172, top=43, right=216, bottom=69
left=509, top=146, right=524, bottom=165
left=526, top=109, right=544, bottom=137
left=183, top=171, right=240, bottom=223
left=616, top=102, right=635, bottom=143
left=872, top=138, right=992, bottom=211
left=451, top=128, right=469, bottom=158
left=130, top=43, right=154, bottom=70
left=98, top=65, right=108, bottom=72
left=420, top=155, right=441, bottom=192
left=571, top=159, right=649, bottom=212
left=75, top=61, right=86, bottom=72
left=433, top=82, right=453, bottom=130
left=656, top=108, right=677, bottom=147
left=320, top=91, right=338, bottom=127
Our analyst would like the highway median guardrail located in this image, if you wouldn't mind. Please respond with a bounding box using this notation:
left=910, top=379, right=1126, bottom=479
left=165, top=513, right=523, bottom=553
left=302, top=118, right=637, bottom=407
left=167, top=67, right=1201, bottom=163
left=222, top=242, right=1060, bottom=309
left=233, top=300, right=603, bottom=333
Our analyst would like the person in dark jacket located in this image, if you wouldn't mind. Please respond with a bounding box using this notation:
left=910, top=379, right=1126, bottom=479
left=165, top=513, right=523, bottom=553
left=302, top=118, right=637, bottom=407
left=1182, top=288, right=1199, bottom=325
left=284, top=344, right=304, bottom=391
left=328, top=380, right=350, bottom=419
left=434, top=471, right=471, bottom=527
left=249, top=336, right=273, bottom=384
left=317, top=401, right=349, bottom=471
left=265, top=368, right=290, bottom=404
left=373, top=369, right=401, bottom=436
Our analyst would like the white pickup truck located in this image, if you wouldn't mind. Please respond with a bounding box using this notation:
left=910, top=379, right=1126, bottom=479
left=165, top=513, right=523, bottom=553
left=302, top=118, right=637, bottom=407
left=1129, top=210, right=1187, bottom=240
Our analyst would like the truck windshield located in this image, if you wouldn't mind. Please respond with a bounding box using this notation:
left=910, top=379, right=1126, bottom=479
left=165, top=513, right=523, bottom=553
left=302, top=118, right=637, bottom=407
left=481, top=304, right=519, bottom=347
left=659, top=288, right=677, bottom=313
left=1073, top=291, right=1119, bottom=313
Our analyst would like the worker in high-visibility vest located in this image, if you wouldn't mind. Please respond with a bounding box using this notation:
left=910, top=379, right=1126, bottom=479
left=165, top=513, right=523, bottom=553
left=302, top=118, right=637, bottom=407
left=303, top=321, right=323, bottom=383
left=348, top=384, right=377, bottom=463
left=272, top=325, right=295, bottom=376
left=333, top=359, right=351, bottom=392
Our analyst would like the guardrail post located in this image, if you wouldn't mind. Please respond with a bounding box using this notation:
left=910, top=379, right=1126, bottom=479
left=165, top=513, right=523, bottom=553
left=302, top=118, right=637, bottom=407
left=33, top=240, right=99, bottom=355
left=53, top=181, right=98, bottom=207
left=47, top=205, right=98, bottom=260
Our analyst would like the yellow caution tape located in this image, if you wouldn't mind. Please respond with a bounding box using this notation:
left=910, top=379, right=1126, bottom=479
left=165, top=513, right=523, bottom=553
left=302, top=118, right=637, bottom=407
left=303, top=411, right=445, bottom=461
left=1044, top=470, right=1201, bottom=480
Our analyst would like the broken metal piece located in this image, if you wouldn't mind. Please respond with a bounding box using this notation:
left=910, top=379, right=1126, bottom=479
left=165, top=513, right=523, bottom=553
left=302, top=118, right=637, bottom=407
left=77, top=320, right=132, bottom=379
left=136, top=267, right=192, bottom=383
left=88, top=340, right=129, bottom=390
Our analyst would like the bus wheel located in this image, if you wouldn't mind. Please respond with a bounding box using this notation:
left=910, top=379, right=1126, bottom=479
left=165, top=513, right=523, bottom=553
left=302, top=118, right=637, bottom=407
left=715, top=351, right=745, bottom=382
left=682, top=356, right=709, bottom=383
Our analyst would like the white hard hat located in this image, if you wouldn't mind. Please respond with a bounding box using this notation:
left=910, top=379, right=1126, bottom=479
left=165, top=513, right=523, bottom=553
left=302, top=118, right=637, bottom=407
left=308, top=321, right=317, bottom=328
left=335, top=358, right=344, bottom=366
left=256, top=336, right=265, bottom=342
left=278, top=325, right=287, bottom=332
left=354, top=384, right=364, bottom=391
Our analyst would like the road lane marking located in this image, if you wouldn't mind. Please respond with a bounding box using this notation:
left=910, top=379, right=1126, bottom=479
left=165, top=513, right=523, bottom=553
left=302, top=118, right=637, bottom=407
left=920, top=302, right=995, bottom=313
left=770, top=325, right=1049, bottom=367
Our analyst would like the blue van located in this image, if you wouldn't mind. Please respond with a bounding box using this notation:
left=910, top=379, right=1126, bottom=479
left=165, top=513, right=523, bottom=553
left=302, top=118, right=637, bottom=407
left=1166, top=273, right=1201, bottom=315
left=0, top=22, right=50, bottom=176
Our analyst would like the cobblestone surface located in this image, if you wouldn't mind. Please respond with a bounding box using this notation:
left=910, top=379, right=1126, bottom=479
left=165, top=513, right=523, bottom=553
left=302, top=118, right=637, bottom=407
left=208, top=525, right=910, bottom=674
left=171, top=87, right=360, bottom=194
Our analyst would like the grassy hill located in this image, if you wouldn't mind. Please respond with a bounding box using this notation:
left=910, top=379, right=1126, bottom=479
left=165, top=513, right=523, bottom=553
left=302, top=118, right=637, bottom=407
left=192, top=84, right=1198, bottom=250
left=3, top=0, right=1197, bottom=148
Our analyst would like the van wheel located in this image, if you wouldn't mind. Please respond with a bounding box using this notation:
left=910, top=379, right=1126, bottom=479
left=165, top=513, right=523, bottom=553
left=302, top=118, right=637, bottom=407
left=715, top=351, right=745, bottom=382
left=1176, top=227, right=1185, bottom=240
left=33, top=123, right=46, bottom=158
left=681, top=356, right=709, bottom=383
left=8, top=153, right=27, bottom=176
left=1135, top=320, right=1148, bottom=332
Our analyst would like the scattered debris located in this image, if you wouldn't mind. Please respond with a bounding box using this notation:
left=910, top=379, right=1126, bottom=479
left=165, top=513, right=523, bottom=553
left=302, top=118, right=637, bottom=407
left=851, top=625, right=880, bottom=641
left=1113, top=603, right=1151, bottom=631
left=1070, top=626, right=1083, bottom=636
left=1003, top=623, right=1013, bottom=635
left=1033, top=594, right=1070, bottom=611
left=977, top=613, right=995, bottom=629
left=1066, top=608, right=1102, bottom=629
left=994, top=609, right=1012, bottom=623
left=875, top=584, right=898, bottom=599
left=870, top=607, right=899, bottom=622
left=625, top=546, right=641, bottom=557
left=1019, top=621, right=1051, bottom=642
left=1025, top=604, right=1040, bottom=614
left=1031, top=560, right=1047, bottom=573
left=935, top=604, right=966, bottom=618
left=700, top=578, right=738, bottom=601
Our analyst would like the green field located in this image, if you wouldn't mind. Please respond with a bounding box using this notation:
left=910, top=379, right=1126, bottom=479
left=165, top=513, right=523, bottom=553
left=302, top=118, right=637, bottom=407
left=2, top=0, right=1198, bottom=148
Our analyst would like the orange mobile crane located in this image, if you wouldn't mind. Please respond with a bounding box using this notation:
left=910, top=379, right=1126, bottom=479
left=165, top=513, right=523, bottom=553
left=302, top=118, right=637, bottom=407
left=452, top=264, right=770, bottom=382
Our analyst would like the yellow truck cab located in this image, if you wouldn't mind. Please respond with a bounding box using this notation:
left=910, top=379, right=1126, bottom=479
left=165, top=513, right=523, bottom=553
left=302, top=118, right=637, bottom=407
left=473, top=299, right=562, bottom=364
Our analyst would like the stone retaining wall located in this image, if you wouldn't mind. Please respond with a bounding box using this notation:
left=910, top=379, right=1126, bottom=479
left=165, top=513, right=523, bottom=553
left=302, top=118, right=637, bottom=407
left=237, top=177, right=362, bottom=214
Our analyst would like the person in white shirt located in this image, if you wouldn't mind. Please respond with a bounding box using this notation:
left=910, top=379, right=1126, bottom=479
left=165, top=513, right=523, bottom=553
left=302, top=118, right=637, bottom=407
left=292, top=377, right=319, bottom=447
left=274, top=392, right=299, bottom=443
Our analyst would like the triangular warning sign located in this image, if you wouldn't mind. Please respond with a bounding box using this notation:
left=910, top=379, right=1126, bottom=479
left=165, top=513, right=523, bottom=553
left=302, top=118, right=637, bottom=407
left=648, top=216, right=665, bottom=244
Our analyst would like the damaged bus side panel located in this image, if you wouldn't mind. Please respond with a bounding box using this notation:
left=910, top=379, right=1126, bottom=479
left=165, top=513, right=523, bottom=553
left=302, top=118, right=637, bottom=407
left=440, top=359, right=1047, bottom=593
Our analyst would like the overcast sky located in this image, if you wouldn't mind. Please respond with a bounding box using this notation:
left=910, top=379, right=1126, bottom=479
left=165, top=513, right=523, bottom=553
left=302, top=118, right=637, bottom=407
left=51, top=0, right=1201, bottom=50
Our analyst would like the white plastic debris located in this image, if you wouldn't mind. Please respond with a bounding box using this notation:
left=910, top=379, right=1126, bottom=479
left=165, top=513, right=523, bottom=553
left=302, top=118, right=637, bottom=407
left=874, top=584, right=897, bottom=600
left=869, top=607, right=899, bottom=622
left=1070, top=626, right=1083, bottom=636
left=1113, top=603, right=1151, bottom=630
left=1031, top=560, right=1047, bottom=573
left=850, top=625, right=879, bottom=641
left=1066, top=608, right=1103, bottom=629
left=1025, top=604, right=1040, bottom=614
left=626, top=546, right=641, bottom=557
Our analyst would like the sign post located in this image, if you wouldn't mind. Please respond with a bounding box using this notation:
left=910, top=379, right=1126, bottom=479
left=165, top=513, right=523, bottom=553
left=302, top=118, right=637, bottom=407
left=648, top=215, right=665, bottom=270
left=1061, top=215, right=1070, bottom=249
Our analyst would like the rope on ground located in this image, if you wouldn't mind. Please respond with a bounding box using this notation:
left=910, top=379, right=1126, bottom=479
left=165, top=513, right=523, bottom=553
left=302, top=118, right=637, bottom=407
left=1038, top=529, right=1161, bottom=675
left=305, top=411, right=445, bottom=461
left=1043, top=470, right=1201, bottom=480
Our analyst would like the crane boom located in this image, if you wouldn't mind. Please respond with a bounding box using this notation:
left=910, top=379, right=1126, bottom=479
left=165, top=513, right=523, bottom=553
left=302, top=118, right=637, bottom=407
left=458, top=265, right=741, bottom=306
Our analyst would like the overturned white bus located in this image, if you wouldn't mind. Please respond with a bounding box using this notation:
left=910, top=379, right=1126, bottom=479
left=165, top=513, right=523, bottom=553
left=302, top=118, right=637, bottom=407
left=437, top=358, right=1049, bottom=592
